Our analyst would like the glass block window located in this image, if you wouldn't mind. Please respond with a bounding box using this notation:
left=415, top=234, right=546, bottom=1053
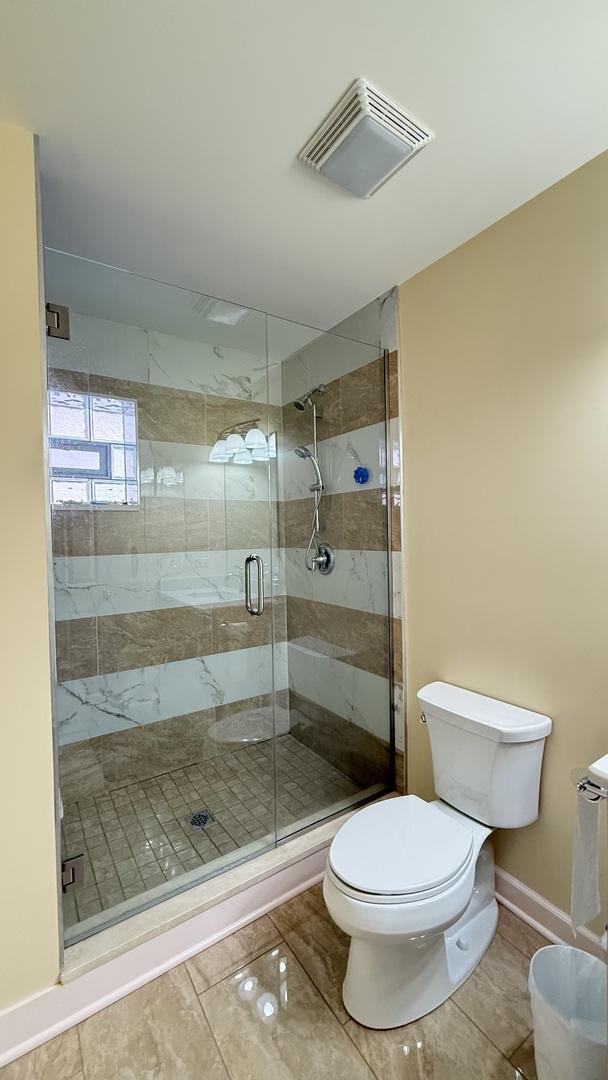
left=49, top=390, right=139, bottom=508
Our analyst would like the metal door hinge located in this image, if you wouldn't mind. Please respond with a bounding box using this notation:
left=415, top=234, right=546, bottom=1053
left=46, top=302, right=70, bottom=340
left=62, top=853, right=85, bottom=892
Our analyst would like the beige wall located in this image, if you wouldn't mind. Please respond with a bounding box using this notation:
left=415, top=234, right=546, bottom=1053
left=0, top=120, right=60, bottom=1008
left=400, top=151, right=608, bottom=913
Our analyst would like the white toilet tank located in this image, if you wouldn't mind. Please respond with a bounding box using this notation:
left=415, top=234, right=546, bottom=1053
left=417, top=682, right=552, bottom=828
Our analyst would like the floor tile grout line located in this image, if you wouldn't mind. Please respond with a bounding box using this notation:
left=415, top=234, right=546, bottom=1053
left=188, top=937, right=285, bottom=996
left=451, top=996, right=530, bottom=1062
left=75, top=1023, right=88, bottom=1080
left=341, top=1019, right=385, bottom=1079
left=185, top=960, right=239, bottom=1080
left=266, top=905, right=352, bottom=1027
left=495, top=904, right=550, bottom=959
left=509, top=1027, right=535, bottom=1061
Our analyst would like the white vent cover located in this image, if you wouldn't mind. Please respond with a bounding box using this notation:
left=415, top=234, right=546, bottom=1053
left=298, top=78, right=433, bottom=198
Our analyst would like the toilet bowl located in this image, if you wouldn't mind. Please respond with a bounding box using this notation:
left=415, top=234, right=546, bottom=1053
left=324, top=681, right=552, bottom=1029
left=324, top=795, right=497, bottom=1028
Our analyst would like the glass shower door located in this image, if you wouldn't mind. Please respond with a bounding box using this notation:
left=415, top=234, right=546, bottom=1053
left=45, top=250, right=278, bottom=944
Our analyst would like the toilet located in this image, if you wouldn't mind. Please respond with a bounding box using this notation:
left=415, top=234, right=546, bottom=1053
left=323, top=681, right=552, bottom=1029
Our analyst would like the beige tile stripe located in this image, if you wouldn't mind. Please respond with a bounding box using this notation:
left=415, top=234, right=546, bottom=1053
left=49, top=351, right=392, bottom=448
left=52, top=498, right=277, bottom=558
left=55, top=599, right=286, bottom=682
left=48, top=367, right=282, bottom=446
left=281, top=353, right=392, bottom=447
left=282, top=490, right=391, bottom=551
left=52, top=495, right=391, bottom=557
left=55, top=596, right=397, bottom=685
left=286, top=596, right=389, bottom=680
left=49, top=353, right=397, bottom=559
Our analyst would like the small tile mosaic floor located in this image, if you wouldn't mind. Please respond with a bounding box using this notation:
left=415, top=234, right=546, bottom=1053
left=61, top=735, right=359, bottom=931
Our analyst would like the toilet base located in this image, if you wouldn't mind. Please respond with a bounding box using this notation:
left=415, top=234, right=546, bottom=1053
left=342, top=896, right=499, bottom=1030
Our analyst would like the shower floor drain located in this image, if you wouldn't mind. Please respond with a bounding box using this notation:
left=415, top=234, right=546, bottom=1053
left=186, top=808, right=216, bottom=830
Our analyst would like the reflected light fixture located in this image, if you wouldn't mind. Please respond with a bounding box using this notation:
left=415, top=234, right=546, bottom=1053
left=210, top=422, right=277, bottom=465
left=233, top=448, right=253, bottom=464
left=225, top=432, right=246, bottom=455
left=245, top=427, right=267, bottom=449
left=209, top=438, right=229, bottom=463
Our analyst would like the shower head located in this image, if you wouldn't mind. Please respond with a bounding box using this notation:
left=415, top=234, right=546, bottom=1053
left=293, top=384, right=326, bottom=411
left=294, top=445, right=323, bottom=490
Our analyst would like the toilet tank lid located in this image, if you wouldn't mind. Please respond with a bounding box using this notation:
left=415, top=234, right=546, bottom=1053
left=417, top=682, right=552, bottom=743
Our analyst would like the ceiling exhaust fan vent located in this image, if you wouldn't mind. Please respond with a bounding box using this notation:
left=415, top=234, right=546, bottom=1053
left=298, top=78, right=433, bottom=198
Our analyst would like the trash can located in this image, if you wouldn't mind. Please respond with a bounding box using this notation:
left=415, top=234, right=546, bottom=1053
left=529, top=945, right=607, bottom=1080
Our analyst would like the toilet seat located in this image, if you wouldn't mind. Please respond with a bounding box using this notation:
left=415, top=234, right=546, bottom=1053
left=328, top=795, right=474, bottom=904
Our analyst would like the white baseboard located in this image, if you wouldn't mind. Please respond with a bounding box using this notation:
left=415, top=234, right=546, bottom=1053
left=495, top=866, right=606, bottom=959
left=2, top=848, right=603, bottom=1068
left=0, top=845, right=326, bottom=1069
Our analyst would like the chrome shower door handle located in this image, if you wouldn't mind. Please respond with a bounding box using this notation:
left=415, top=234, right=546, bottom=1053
left=245, top=553, right=265, bottom=616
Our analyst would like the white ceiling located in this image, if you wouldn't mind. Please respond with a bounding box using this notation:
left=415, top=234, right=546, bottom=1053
left=1, top=1, right=607, bottom=329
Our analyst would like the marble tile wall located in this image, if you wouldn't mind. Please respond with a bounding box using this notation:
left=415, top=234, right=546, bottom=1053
left=278, top=291, right=405, bottom=791
left=56, top=641, right=289, bottom=744
left=48, top=310, right=279, bottom=404
left=56, top=599, right=286, bottom=681
left=286, top=641, right=391, bottom=744
left=289, top=691, right=390, bottom=788
left=53, top=549, right=283, bottom=620
left=58, top=690, right=291, bottom=800
left=50, top=336, right=283, bottom=755
left=51, top=293, right=402, bottom=801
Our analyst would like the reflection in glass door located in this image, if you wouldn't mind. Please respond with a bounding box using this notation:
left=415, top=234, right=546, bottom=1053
left=46, top=250, right=278, bottom=943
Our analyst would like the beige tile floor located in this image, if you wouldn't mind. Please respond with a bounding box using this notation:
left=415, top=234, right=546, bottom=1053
left=3, top=888, right=549, bottom=1079
left=62, top=736, right=358, bottom=932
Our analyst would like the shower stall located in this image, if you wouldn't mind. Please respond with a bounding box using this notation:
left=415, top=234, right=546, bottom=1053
left=45, top=250, right=396, bottom=945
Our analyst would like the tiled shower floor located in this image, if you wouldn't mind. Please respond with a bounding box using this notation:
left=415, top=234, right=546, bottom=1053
left=61, top=735, right=359, bottom=932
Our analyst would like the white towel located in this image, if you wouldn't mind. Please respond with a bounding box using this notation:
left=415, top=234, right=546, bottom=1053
left=570, top=792, right=604, bottom=931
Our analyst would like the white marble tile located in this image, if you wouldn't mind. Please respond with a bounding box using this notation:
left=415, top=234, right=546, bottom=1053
left=147, top=328, right=274, bottom=403
left=388, top=416, right=402, bottom=489
left=283, top=545, right=314, bottom=603
left=49, top=311, right=282, bottom=404
left=378, top=286, right=399, bottom=352
left=288, top=643, right=391, bottom=742
left=278, top=325, right=381, bottom=407
left=279, top=422, right=388, bottom=501
left=391, top=551, right=403, bottom=619
left=57, top=641, right=289, bottom=744
left=301, top=333, right=380, bottom=393
left=280, top=350, right=312, bottom=407
left=285, top=547, right=390, bottom=616
left=54, top=548, right=284, bottom=620
left=319, top=422, right=388, bottom=495
left=321, top=287, right=397, bottom=354
left=329, top=298, right=381, bottom=348
left=138, top=440, right=271, bottom=502
left=47, top=312, right=150, bottom=381
left=393, top=682, right=405, bottom=751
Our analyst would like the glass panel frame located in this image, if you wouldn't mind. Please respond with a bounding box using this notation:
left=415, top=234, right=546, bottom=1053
left=44, top=248, right=395, bottom=951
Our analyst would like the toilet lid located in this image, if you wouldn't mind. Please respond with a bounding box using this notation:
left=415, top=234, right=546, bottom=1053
left=329, top=796, right=474, bottom=896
